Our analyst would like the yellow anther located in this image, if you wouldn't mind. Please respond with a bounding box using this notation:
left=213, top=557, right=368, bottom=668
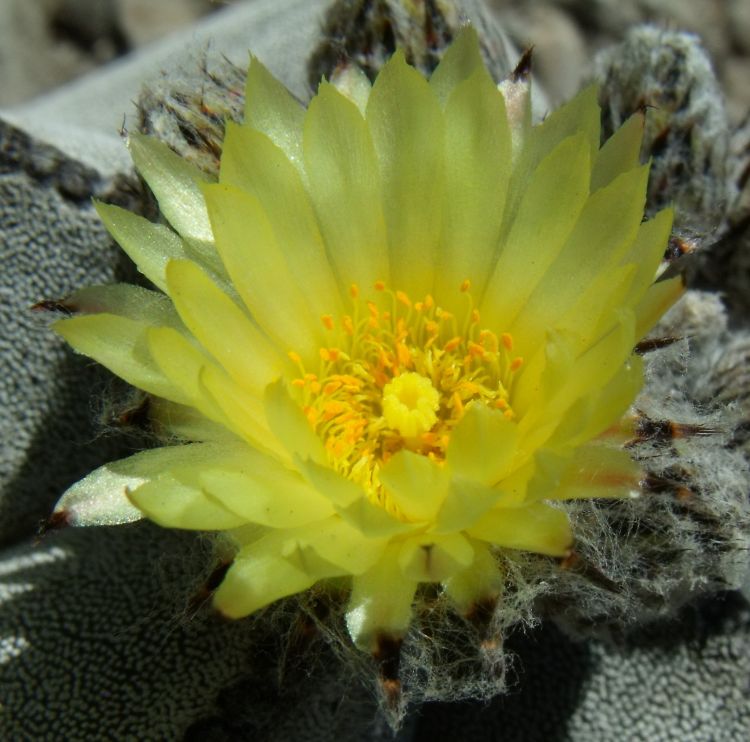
left=288, top=351, right=302, bottom=364
left=460, top=279, right=471, bottom=292
left=510, top=357, right=524, bottom=372
left=501, top=333, right=514, bottom=351
left=424, top=294, right=434, bottom=309
left=367, top=301, right=379, bottom=319
left=494, top=398, right=509, bottom=411
left=321, top=314, right=334, bottom=330
left=323, top=380, right=342, bottom=395
left=471, top=309, right=481, bottom=324
left=374, top=280, right=386, bottom=291
left=503, top=409, right=515, bottom=420
left=342, top=315, right=354, bottom=335
left=396, top=290, right=411, bottom=308
left=350, top=283, right=360, bottom=299
left=291, top=378, right=307, bottom=388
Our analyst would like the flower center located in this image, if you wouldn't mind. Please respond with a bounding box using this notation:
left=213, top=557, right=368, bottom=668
left=382, top=372, right=440, bottom=438
left=288, top=281, right=524, bottom=510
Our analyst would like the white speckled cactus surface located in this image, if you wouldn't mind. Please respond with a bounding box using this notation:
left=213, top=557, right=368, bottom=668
left=1, top=1, right=750, bottom=740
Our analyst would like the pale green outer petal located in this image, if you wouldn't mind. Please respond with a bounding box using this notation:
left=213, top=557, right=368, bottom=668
left=398, top=532, right=474, bottom=582
left=54, top=314, right=191, bottom=405
left=634, top=275, right=685, bottom=339
left=545, top=445, right=641, bottom=501
left=429, top=26, right=484, bottom=106
left=127, top=134, right=224, bottom=276
left=346, top=544, right=419, bottom=650
left=304, top=82, right=389, bottom=295
left=165, top=259, right=282, bottom=394
left=66, top=284, right=181, bottom=328
left=443, top=540, right=503, bottom=612
left=447, top=403, right=519, bottom=485
left=264, top=380, right=327, bottom=463
left=94, top=202, right=187, bottom=292
left=543, top=355, right=643, bottom=450
left=54, top=442, right=244, bottom=526
left=128, top=472, right=246, bottom=530
left=330, top=64, right=371, bottom=115
left=479, top=132, right=590, bottom=330
left=146, top=326, right=228, bottom=426
left=621, top=208, right=674, bottom=302
left=296, top=458, right=417, bottom=537
left=200, top=462, right=334, bottom=528
left=148, top=398, right=235, bottom=443
left=219, top=123, right=343, bottom=320
left=366, top=50, right=445, bottom=298
left=244, top=57, right=305, bottom=171
left=432, top=478, right=506, bottom=534
left=468, top=502, right=572, bottom=557
left=378, top=450, right=450, bottom=522
left=591, top=112, right=644, bottom=191
left=433, top=66, right=511, bottom=311
left=203, top=183, right=322, bottom=361
left=214, top=535, right=344, bottom=619
left=510, top=164, right=648, bottom=355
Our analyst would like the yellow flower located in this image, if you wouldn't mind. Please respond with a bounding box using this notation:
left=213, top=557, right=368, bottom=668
left=52, top=29, right=682, bottom=651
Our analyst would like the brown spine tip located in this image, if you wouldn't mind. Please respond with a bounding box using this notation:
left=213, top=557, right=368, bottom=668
left=187, top=560, right=231, bottom=617
left=511, top=47, right=533, bottom=82
left=634, top=336, right=682, bottom=354
left=373, top=633, right=403, bottom=709
left=634, top=415, right=720, bottom=445
left=30, top=299, right=75, bottom=316
left=36, top=510, right=71, bottom=542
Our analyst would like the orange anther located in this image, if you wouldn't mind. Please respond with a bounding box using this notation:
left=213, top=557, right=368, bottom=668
left=495, top=398, right=509, bottom=411
left=444, top=337, right=462, bottom=352
left=291, top=378, right=306, bottom=388
left=367, top=301, right=379, bottom=318
left=374, top=280, right=386, bottom=291
left=396, top=290, right=411, bottom=308
left=503, top=409, right=515, bottom=420
left=321, top=314, right=334, bottom=330
left=501, top=333, right=514, bottom=351
left=350, top=284, right=360, bottom=299
left=510, top=357, right=524, bottom=372
left=342, top=315, right=354, bottom=335
left=467, top=341, right=485, bottom=358
left=460, top=279, right=471, bottom=292
left=471, top=309, right=481, bottom=324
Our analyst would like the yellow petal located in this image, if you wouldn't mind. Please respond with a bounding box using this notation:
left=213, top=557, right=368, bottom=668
left=304, top=82, right=389, bottom=294
left=432, top=478, right=505, bottom=533
left=244, top=57, right=305, bottom=170
left=128, top=472, right=247, bottom=530
left=378, top=449, right=450, bottom=522
left=165, top=259, right=282, bottom=393
left=429, top=26, right=484, bottom=106
left=447, top=403, right=520, bottom=485
left=621, top=208, right=674, bottom=304
left=480, top=132, right=590, bottom=329
left=219, top=123, right=343, bottom=320
left=200, top=458, right=334, bottom=528
left=94, top=201, right=187, bottom=292
left=398, top=532, right=474, bottom=582
left=330, top=63, right=372, bottom=115
left=346, top=544, right=418, bottom=650
left=214, top=534, right=343, bottom=619
left=591, top=112, right=644, bottom=191
left=510, top=164, right=649, bottom=354
left=203, top=183, right=321, bottom=360
left=366, top=50, right=444, bottom=297
left=468, top=502, right=572, bottom=556
left=443, top=541, right=503, bottom=612
left=433, top=65, right=511, bottom=310
left=54, top=314, right=189, bottom=404
left=296, top=458, right=416, bottom=537
left=264, top=379, right=327, bottom=463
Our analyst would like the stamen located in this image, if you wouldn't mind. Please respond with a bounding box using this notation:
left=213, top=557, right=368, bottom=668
left=322, top=315, right=334, bottom=330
